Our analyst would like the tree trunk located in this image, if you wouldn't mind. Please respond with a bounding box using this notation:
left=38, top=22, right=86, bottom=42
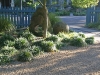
left=43, top=0, right=48, bottom=38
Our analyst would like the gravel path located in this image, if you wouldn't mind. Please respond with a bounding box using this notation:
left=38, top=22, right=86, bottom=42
left=0, top=44, right=100, bottom=75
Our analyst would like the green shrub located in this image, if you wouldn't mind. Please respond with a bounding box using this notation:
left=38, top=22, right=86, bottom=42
left=56, top=42, right=65, bottom=49
left=0, top=46, right=17, bottom=56
left=14, top=37, right=29, bottom=49
left=45, top=35, right=60, bottom=43
left=49, top=13, right=61, bottom=27
left=61, top=37, right=70, bottom=43
left=17, top=51, right=33, bottom=62
left=70, top=37, right=87, bottom=47
left=85, top=37, right=94, bottom=45
left=69, top=32, right=79, bottom=38
left=41, top=41, right=57, bottom=52
left=78, top=32, right=85, bottom=38
left=28, top=46, right=42, bottom=56
left=0, top=17, right=15, bottom=32
left=0, top=34, right=15, bottom=47
left=87, top=22, right=100, bottom=30
left=0, top=55, right=10, bottom=65
left=18, top=30, right=35, bottom=43
left=55, top=11, right=70, bottom=16
left=32, top=40, right=43, bottom=47
left=57, top=32, right=69, bottom=38
left=4, top=40, right=15, bottom=47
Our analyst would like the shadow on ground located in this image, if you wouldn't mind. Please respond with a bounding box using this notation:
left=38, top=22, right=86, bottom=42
left=0, top=44, right=100, bottom=75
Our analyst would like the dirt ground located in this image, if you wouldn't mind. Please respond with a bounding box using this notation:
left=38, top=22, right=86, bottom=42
left=0, top=43, right=100, bottom=75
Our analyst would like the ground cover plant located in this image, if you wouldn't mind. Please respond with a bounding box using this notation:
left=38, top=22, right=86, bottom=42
left=0, top=29, right=94, bottom=65
left=87, top=22, right=100, bottom=30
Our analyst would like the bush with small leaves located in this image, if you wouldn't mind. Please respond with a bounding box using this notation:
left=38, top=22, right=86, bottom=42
left=45, top=35, right=60, bottom=43
left=41, top=41, right=57, bottom=52
left=49, top=13, right=61, bottom=27
left=0, top=55, right=10, bottom=65
left=70, top=37, right=87, bottom=47
left=57, top=32, right=69, bottom=38
left=0, top=17, right=15, bottom=33
left=17, top=51, right=33, bottom=62
left=61, top=37, right=70, bottom=43
left=28, top=46, right=42, bottom=56
left=14, top=37, right=29, bottom=49
left=78, top=32, right=85, bottom=38
left=0, top=34, right=15, bottom=47
left=85, top=37, right=94, bottom=45
left=69, top=32, right=79, bottom=38
left=18, top=30, right=35, bottom=43
left=0, top=46, right=17, bottom=56
left=4, top=40, right=15, bottom=47
left=56, top=42, right=65, bottom=49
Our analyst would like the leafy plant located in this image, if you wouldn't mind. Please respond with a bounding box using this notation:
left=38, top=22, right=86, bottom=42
left=49, top=13, right=61, bottom=27
left=56, top=42, right=65, bottom=49
left=0, top=34, right=15, bottom=47
left=0, top=46, right=17, bottom=56
left=17, top=51, right=33, bottom=62
left=4, top=40, right=15, bottom=47
left=70, top=37, right=87, bottom=47
left=18, top=30, right=35, bottom=43
left=85, top=37, right=94, bottom=45
left=0, top=17, right=15, bottom=32
left=78, top=32, right=85, bottom=38
left=0, top=55, right=10, bottom=65
left=45, top=35, right=60, bottom=43
left=61, top=37, right=70, bottom=43
left=14, top=37, right=29, bottom=49
left=28, top=46, right=42, bottom=56
left=40, top=41, right=57, bottom=52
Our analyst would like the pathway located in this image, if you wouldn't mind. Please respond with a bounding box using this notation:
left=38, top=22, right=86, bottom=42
left=59, top=16, right=100, bottom=44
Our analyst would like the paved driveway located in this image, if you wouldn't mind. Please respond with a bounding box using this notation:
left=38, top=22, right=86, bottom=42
left=59, top=16, right=100, bottom=43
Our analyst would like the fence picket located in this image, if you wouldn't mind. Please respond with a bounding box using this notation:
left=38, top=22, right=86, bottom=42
left=86, top=7, right=100, bottom=25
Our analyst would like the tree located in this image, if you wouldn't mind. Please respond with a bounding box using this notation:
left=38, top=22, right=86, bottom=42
left=71, top=0, right=99, bottom=8
left=28, top=0, right=49, bottom=38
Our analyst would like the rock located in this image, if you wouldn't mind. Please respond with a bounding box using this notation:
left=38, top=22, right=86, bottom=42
left=53, top=22, right=69, bottom=34
left=29, top=7, right=51, bottom=36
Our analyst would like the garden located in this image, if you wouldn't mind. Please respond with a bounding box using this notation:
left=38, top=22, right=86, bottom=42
left=0, top=13, right=94, bottom=65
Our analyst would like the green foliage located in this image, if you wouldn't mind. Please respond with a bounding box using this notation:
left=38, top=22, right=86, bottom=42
left=56, top=42, right=65, bottom=49
left=0, top=55, right=10, bottom=65
left=4, top=40, right=15, bottom=47
left=73, top=12, right=86, bottom=16
left=45, top=35, right=60, bottom=43
left=87, top=22, right=100, bottom=30
left=28, top=46, right=42, bottom=56
left=49, top=13, right=61, bottom=27
left=70, top=37, right=87, bottom=47
left=40, top=41, right=57, bottom=52
left=57, top=32, right=69, bottom=38
left=14, top=37, right=29, bottom=49
left=85, top=37, right=94, bottom=45
left=0, top=34, right=15, bottom=47
left=0, top=17, right=15, bottom=32
left=18, top=30, right=35, bottom=43
left=17, top=51, right=33, bottom=62
left=78, top=32, right=85, bottom=38
left=55, top=11, right=70, bottom=16
left=0, top=46, right=17, bottom=56
left=61, top=37, right=70, bottom=43
left=71, top=0, right=99, bottom=8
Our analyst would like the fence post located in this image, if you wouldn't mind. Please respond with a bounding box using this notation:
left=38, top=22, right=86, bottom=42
left=86, top=7, right=91, bottom=25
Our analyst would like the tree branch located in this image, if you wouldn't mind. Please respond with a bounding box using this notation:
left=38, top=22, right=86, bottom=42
left=37, top=0, right=44, bottom=6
